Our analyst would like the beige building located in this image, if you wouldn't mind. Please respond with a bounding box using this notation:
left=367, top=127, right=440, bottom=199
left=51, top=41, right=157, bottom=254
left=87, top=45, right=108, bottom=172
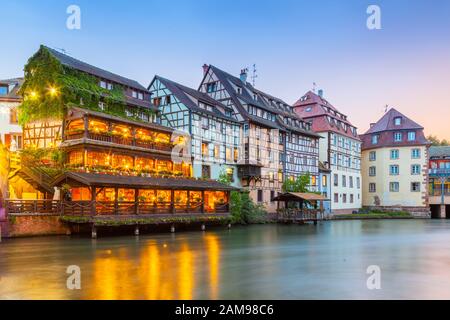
left=360, top=108, right=430, bottom=217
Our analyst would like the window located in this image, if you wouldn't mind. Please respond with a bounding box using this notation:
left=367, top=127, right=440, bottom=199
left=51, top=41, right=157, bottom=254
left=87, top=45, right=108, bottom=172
left=153, top=97, right=161, bottom=106
left=257, top=190, right=263, bottom=203
left=138, top=92, right=144, bottom=100
left=269, top=171, right=274, bottom=183
left=0, top=86, right=8, bottom=95
left=390, top=165, right=399, bottom=175
left=322, top=175, right=327, bottom=187
left=357, top=177, right=361, bottom=189
left=350, top=194, right=354, bottom=203
left=411, top=182, right=421, bottom=192
left=9, top=107, right=18, bottom=124
left=201, top=165, right=211, bottom=179
left=411, top=164, right=421, bottom=175
left=349, top=176, right=354, bottom=188
left=369, top=166, right=376, bottom=176
left=343, top=194, right=347, bottom=203
left=369, top=183, right=376, bottom=193
left=369, top=151, right=376, bottom=161
left=372, top=134, right=379, bottom=144
left=407, top=131, right=416, bottom=141
left=390, top=182, right=400, bottom=192
left=342, top=175, right=346, bottom=187
left=390, top=149, right=400, bottom=159
left=207, top=82, right=217, bottom=93
left=394, top=132, right=402, bottom=142
left=214, top=145, right=220, bottom=158
left=99, top=81, right=107, bottom=89
left=201, top=142, right=209, bottom=157
left=107, top=83, right=113, bottom=90
left=270, top=190, right=275, bottom=202
left=334, top=193, right=339, bottom=203
left=394, top=117, right=402, bottom=125
left=333, top=174, right=338, bottom=186
left=411, top=148, right=421, bottom=159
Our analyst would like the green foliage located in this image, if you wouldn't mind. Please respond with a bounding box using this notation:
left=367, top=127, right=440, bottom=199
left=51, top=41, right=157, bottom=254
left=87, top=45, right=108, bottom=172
left=282, top=173, right=311, bottom=193
left=18, top=45, right=154, bottom=125
left=335, top=211, right=412, bottom=219
left=230, top=190, right=268, bottom=225
left=427, top=135, right=450, bottom=146
left=217, top=169, right=232, bottom=186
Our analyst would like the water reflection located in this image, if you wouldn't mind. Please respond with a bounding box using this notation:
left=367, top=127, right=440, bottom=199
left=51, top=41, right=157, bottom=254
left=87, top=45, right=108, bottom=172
left=4, top=221, right=450, bottom=299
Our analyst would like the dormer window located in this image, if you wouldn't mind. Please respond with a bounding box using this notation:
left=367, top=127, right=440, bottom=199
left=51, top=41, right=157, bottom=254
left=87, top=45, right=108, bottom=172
left=0, top=85, right=7, bottom=95
left=132, top=91, right=138, bottom=99
left=394, top=117, right=402, bottom=126
left=394, top=132, right=402, bottom=142
left=253, top=93, right=257, bottom=100
left=372, top=134, right=379, bottom=144
left=237, top=87, right=242, bottom=94
left=408, top=131, right=416, bottom=141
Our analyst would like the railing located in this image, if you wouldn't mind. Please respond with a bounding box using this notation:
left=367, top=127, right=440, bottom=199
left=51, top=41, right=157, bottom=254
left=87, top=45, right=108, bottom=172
left=4, top=200, right=230, bottom=216
left=65, top=131, right=174, bottom=152
left=5, top=200, right=61, bottom=215
left=276, top=208, right=323, bottom=221
left=429, top=189, right=450, bottom=197
left=429, top=168, right=450, bottom=176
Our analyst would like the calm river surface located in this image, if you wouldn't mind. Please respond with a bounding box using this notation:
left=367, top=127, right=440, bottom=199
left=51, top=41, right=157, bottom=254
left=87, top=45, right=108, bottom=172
left=2, top=220, right=450, bottom=299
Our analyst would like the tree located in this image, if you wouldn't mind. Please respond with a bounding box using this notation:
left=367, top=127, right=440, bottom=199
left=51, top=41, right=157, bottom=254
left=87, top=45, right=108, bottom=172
left=427, top=135, right=450, bottom=146
left=282, top=173, right=311, bottom=193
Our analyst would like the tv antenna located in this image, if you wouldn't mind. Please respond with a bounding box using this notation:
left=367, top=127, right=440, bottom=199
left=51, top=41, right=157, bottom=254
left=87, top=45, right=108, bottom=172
left=384, top=104, right=388, bottom=113
left=312, top=82, right=317, bottom=93
left=251, top=64, right=258, bottom=87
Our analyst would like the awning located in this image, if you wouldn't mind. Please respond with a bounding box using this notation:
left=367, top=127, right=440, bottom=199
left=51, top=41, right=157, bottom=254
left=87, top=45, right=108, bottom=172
left=53, top=171, right=239, bottom=191
left=272, top=192, right=329, bottom=202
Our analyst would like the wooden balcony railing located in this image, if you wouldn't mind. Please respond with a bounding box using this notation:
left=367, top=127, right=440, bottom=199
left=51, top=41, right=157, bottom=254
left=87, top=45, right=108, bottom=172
left=4, top=200, right=230, bottom=216
left=276, top=208, right=323, bottom=221
left=65, top=131, right=174, bottom=152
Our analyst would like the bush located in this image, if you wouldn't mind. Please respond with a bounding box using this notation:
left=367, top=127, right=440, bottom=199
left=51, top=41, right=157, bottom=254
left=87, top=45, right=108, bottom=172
left=230, top=190, right=268, bottom=225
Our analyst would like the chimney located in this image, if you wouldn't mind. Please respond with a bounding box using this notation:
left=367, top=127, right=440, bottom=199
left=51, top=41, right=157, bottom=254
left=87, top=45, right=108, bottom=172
left=240, top=68, right=248, bottom=83
left=202, top=64, right=209, bottom=76
left=318, top=89, right=324, bottom=98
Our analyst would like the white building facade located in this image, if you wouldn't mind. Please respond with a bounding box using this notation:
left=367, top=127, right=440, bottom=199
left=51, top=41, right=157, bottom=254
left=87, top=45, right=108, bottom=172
left=294, top=90, right=362, bottom=214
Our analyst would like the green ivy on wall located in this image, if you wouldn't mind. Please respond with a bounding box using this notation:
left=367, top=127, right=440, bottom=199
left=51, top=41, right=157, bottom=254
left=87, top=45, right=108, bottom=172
left=18, top=45, right=153, bottom=125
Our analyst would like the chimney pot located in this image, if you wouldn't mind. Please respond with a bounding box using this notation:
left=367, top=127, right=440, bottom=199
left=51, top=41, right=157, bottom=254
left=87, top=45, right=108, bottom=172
left=318, top=89, right=324, bottom=98
left=202, top=64, right=209, bottom=76
left=240, top=68, right=248, bottom=83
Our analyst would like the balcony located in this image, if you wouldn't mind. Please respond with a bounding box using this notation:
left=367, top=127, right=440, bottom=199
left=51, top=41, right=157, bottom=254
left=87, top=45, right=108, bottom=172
left=65, top=130, right=174, bottom=153
left=429, top=168, right=450, bottom=176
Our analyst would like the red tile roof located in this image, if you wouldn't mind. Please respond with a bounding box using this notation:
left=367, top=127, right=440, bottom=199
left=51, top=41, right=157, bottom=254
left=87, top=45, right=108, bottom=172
left=292, top=90, right=359, bottom=140
left=360, top=108, right=429, bottom=150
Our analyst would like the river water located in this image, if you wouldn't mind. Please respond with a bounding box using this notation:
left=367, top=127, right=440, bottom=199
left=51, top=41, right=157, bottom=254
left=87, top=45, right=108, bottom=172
left=2, top=220, right=450, bottom=299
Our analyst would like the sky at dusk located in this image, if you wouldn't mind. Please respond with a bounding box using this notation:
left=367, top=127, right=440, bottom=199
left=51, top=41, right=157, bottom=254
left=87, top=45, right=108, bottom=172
left=1, top=0, right=449, bottom=138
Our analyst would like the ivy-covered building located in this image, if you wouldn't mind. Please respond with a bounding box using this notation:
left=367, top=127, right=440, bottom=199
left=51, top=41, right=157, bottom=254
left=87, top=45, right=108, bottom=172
left=6, top=46, right=235, bottom=222
left=148, top=76, right=241, bottom=188
left=199, top=65, right=320, bottom=212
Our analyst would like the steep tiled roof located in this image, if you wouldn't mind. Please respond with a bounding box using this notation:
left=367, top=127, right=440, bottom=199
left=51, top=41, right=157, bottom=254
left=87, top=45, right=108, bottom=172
left=205, top=65, right=320, bottom=138
left=363, top=108, right=423, bottom=134
left=293, top=90, right=359, bottom=140
left=55, top=171, right=238, bottom=191
left=152, top=76, right=238, bottom=122
left=360, top=108, right=429, bottom=150
left=429, top=146, right=450, bottom=158
left=44, top=46, right=147, bottom=91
